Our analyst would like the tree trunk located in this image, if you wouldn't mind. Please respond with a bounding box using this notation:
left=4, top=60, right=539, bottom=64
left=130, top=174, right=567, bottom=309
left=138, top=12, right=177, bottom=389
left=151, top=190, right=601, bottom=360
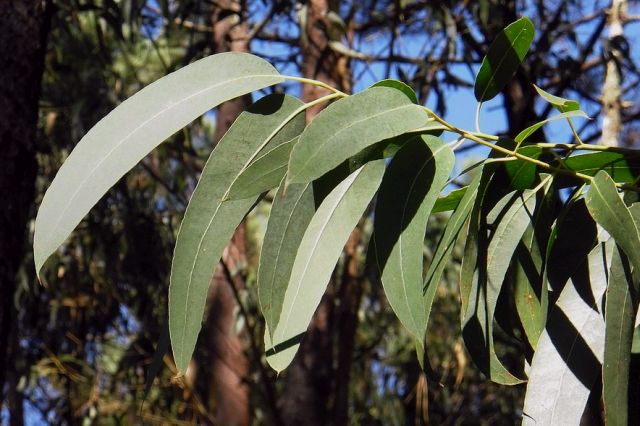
left=601, top=0, right=627, bottom=147
left=0, top=1, right=52, bottom=423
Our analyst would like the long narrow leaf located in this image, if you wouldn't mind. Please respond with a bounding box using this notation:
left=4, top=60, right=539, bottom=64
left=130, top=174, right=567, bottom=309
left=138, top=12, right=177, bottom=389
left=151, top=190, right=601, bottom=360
left=34, top=52, right=283, bottom=275
left=258, top=180, right=315, bottom=337
left=266, top=160, right=386, bottom=371
left=374, top=136, right=454, bottom=346
left=170, top=94, right=305, bottom=373
left=288, top=86, right=430, bottom=183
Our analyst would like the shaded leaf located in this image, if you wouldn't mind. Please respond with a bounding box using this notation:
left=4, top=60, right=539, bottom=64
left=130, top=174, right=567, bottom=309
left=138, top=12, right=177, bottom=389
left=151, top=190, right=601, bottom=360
left=288, top=86, right=430, bottom=183
left=433, top=186, right=467, bottom=213
left=266, top=160, right=386, bottom=371
left=34, top=52, right=283, bottom=276
left=504, top=145, right=542, bottom=190
left=474, top=17, right=535, bottom=102
left=169, top=94, right=305, bottom=373
left=560, top=151, right=640, bottom=184
left=258, top=180, right=315, bottom=337
left=374, top=136, right=454, bottom=346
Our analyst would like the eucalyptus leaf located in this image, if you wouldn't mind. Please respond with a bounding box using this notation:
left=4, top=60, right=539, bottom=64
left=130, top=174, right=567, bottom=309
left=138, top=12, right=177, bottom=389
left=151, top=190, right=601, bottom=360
left=560, top=151, right=640, bottom=184
left=533, top=84, right=581, bottom=113
left=371, top=79, right=418, bottom=103
left=170, top=94, right=305, bottom=373
left=523, top=242, right=607, bottom=425
left=374, top=136, right=454, bottom=346
left=515, top=110, right=588, bottom=144
left=34, top=52, right=283, bottom=276
left=504, top=145, right=542, bottom=190
left=227, top=137, right=298, bottom=200
left=288, top=86, right=429, bottom=183
left=266, top=160, right=386, bottom=372
left=433, top=186, right=467, bottom=213
left=258, top=180, right=315, bottom=338
left=474, top=17, right=535, bottom=102
left=603, top=246, right=636, bottom=426
left=585, top=170, right=640, bottom=276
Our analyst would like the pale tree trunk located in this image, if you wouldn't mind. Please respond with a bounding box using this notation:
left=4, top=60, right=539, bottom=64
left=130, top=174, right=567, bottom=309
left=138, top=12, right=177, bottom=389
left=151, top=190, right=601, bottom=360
left=279, top=1, right=358, bottom=425
left=601, top=0, right=627, bottom=147
left=0, top=1, right=52, bottom=425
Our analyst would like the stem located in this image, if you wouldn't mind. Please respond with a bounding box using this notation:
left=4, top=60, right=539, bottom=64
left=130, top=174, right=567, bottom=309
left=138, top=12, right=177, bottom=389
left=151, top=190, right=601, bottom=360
left=475, top=102, right=483, bottom=133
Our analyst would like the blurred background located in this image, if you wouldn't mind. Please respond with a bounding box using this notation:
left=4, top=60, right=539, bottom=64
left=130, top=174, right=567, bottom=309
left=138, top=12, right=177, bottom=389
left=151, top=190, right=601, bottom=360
left=2, top=0, right=640, bottom=424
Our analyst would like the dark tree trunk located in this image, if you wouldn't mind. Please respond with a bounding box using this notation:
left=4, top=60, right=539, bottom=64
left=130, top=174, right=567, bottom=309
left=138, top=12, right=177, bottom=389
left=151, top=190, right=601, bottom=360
left=0, top=1, right=52, bottom=423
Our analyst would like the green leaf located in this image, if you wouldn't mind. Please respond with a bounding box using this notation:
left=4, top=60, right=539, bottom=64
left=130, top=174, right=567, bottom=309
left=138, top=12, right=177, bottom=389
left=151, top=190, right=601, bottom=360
left=258, top=180, right=315, bottom=338
left=424, top=169, right=482, bottom=301
left=474, top=17, right=535, bottom=102
left=373, top=136, right=454, bottom=346
left=371, top=79, right=418, bottom=103
left=603, top=246, right=636, bottom=426
left=514, top=110, right=588, bottom=143
left=432, top=186, right=467, bottom=213
left=561, top=151, right=640, bottom=184
left=34, top=52, right=283, bottom=276
left=266, top=160, right=386, bottom=371
left=523, top=241, right=607, bottom=425
left=288, top=86, right=430, bottom=183
left=533, top=84, right=581, bottom=113
left=227, top=137, right=298, bottom=200
left=169, top=94, right=305, bottom=374
left=585, top=171, right=640, bottom=276
left=504, top=145, right=542, bottom=190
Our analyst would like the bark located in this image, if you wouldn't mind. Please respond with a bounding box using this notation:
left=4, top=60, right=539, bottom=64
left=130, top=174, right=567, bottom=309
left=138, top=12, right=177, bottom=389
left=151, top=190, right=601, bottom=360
left=0, top=1, right=52, bottom=423
left=601, top=0, right=627, bottom=147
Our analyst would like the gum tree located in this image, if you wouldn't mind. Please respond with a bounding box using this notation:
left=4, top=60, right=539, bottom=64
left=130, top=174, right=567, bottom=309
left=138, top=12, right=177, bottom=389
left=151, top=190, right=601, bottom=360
left=34, top=17, right=640, bottom=424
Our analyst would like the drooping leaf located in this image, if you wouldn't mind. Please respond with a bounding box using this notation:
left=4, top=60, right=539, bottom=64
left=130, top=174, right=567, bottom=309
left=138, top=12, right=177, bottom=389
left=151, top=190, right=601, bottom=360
left=373, top=136, right=454, bottom=346
left=424, top=169, right=483, bottom=301
left=504, top=145, right=542, bottom=190
left=371, top=79, right=419, bottom=103
left=514, top=110, right=588, bottom=144
left=288, top=86, right=430, bottom=183
left=227, top=137, right=298, bottom=200
left=533, top=84, right=581, bottom=113
left=170, top=94, right=305, bottom=373
left=474, top=17, right=535, bottom=102
left=559, top=151, right=640, bottom=185
left=266, top=160, right=386, bottom=371
left=603, top=246, right=636, bottom=426
left=432, top=186, right=468, bottom=213
left=258, top=180, right=315, bottom=338
left=523, top=241, right=608, bottom=425
left=34, top=52, right=283, bottom=276
left=585, top=170, right=640, bottom=275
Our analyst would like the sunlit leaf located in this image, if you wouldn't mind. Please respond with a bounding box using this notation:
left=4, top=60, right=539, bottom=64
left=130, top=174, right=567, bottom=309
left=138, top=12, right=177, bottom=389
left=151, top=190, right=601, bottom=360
left=523, top=241, right=608, bottom=425
left=170, top=94, right=305, bottom=373
left=603, top=246, right=636, bottom=426
left=514, top=110, right=588, bottom=144
left=266, top=160, right=386, bottom=371
left=227, top=137, right=298, bottom=200
left=374, top=136, right=454, bottom=347
left=371, top=79, right=418, bottom=103
left=474, top=17, right=535, bottom=102
left=585, top=170, right=640, bottom=275
left=258, top=180, right=315, bottom=338
left=533, top=84, right=581, bottom=113
left=288, top=86, right=430, bottom=183
left=34, top=52, right=283, bottom=276
left=559, top=151, right=640, bottom=185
